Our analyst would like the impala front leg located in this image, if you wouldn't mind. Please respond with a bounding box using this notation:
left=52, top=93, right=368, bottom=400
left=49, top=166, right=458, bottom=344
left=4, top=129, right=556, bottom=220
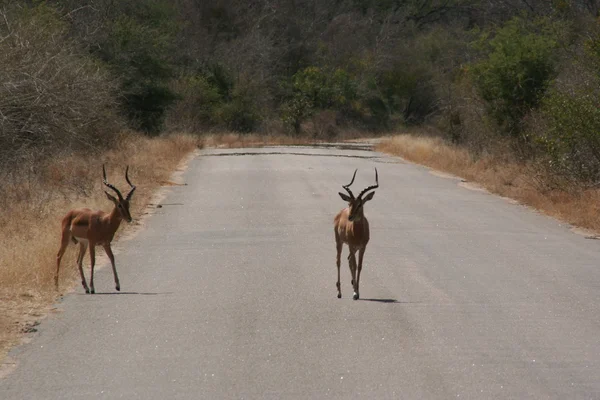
left=335, top=230, right=343, bottom=298
left=103, top=244, right=120, bottom=291
left=88, top=245, right=96, bottom=294
left=355, top=247, right=366, bottom=300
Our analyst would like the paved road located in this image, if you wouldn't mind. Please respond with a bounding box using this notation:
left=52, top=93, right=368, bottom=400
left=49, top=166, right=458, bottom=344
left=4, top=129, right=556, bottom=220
left=2, top=144, right=600, bottom=399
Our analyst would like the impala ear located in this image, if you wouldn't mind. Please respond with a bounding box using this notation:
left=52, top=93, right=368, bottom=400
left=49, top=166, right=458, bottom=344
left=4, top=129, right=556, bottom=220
left=339, top=192, right=352, bottom=202
left=362, top=191, right=375, bottom=202
left=104, top=191, right=118, bottom=203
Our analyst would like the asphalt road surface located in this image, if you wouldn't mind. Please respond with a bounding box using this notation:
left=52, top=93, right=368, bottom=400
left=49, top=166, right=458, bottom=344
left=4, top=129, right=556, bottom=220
left=2, top=143, right=600, bottom=399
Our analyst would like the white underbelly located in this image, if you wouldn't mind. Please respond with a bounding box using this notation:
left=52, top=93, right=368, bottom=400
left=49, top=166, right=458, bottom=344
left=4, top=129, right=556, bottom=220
left=74, top=237, right=89, bottom=245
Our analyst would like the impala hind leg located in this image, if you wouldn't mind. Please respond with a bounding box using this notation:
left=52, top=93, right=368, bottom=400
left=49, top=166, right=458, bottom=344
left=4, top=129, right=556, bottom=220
left=55, top=232, right=71, bottom=290
left=76, top=242, right=90, bottom=293
left=335, top=231, right=343, bottom=298
left=103, top=244, right=120, bottom=291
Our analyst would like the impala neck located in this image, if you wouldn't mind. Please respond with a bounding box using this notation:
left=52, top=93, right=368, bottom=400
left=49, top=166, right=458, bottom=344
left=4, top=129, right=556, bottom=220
left=108, top=206, right=124, bottom=231
left=349, top=207, right=366, bottom=224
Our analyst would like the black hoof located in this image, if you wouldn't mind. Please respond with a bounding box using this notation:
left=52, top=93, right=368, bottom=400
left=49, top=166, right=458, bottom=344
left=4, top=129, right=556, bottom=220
left=116, top=286, right=120, bottom=291
left=337, top=293, right=342, bottom=299
left=85, top=289, right=90, bottom=294
left=353, top=293, right=359, bottom=300
left=90, top=290, right=95, bottom=295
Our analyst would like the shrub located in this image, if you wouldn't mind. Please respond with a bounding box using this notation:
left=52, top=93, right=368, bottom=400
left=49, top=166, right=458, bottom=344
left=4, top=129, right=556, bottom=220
left=533, top=25, right=600, bottom=184
left=166, top=74, right=222, bottom=131
left=167, top=65, right=261, bottom=132
left=281, top=66, right=359, bottom=133
left=0, top=3, right=121, bottom=167
left=536, top=89, right=600, bottom=183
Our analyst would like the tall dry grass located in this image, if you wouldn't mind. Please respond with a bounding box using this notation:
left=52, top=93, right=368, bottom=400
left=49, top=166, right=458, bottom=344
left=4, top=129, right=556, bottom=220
left=0, top=132, right=200, bottom=360
left=378, top=134, right=600, bottom=233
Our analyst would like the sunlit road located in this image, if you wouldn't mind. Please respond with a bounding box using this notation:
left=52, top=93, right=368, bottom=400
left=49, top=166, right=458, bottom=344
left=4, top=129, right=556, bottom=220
left=2, top=143, right=600, bottom=399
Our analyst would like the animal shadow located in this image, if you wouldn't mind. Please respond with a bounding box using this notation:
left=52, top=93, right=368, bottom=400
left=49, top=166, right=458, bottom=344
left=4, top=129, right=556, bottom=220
left=359, top=298, right=399, bottom=304
left=79, top=291, right=172, bottom=296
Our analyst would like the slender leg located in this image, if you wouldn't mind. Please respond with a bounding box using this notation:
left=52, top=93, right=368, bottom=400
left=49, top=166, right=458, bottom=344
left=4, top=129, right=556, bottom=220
left=348, top=247, right=358, bottom=300
left=355, top=247, right=366, bottom=300
left=88, top=245, right=96, bottom=294
left=103, top=244, right=120, bottom=291
left=77, top=242, right=90, bottom=293
left=335, top=230, right=343, bottom=298
left=55, top=233, right=71, bottom=290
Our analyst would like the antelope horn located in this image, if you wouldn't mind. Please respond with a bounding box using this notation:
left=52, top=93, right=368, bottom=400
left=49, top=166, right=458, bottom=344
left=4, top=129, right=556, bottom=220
left=102, top=164, right=124, bottom=201
left=125, top=166, right=136, bottom=201
left=357, top=168, right=379, bottom=199
left=342, top=169, right=357, bottom=199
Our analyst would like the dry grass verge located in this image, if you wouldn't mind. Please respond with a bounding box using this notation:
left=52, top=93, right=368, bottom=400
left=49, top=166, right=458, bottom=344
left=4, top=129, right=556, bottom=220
left=0, top=132, right=200, bottom=363
left=377, top=134, right=600, bottom=233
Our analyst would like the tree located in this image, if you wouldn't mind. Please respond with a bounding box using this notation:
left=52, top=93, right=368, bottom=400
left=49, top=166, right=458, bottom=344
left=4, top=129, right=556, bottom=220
left=471, top=16, right=559, bottom=137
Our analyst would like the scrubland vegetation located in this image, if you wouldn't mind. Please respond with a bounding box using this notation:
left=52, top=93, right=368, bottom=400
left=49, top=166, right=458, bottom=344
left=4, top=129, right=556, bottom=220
left=3, top=0, right=600, bottom=358
left=3, top=1, right=600, bottom=182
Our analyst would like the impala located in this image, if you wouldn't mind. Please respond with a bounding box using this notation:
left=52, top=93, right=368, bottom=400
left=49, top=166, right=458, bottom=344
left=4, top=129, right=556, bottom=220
left=55, top=165, right=136, bottom=294
left=334, top=168, right=378, bottom=300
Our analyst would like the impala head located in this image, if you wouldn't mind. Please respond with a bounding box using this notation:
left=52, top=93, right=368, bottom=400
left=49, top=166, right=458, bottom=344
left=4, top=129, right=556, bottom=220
left=338, top=168, right=378, bottom=222
left=103, top=165, right=136, bottom=223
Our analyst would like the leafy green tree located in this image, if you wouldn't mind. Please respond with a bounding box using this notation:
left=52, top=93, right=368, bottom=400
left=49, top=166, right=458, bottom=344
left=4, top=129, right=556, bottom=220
left=471, top=17, right=559, bottom=138
left=96, top=1, right=179, bottom=134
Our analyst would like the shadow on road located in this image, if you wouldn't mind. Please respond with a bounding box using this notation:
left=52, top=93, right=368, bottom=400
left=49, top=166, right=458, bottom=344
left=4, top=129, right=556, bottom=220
left=78, top=292, right=173, bottom=296
left=359, top=298, right=400, bottom=303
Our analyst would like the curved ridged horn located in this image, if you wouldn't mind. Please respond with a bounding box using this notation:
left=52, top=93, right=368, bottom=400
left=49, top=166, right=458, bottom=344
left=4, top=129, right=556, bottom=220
left=102, top=164, right=124, bottom=201
left=342, top=169, right=358, bottom=199
left=125, top=166, right=136, bottom=201
left=357, top=168, right=378, bottom=199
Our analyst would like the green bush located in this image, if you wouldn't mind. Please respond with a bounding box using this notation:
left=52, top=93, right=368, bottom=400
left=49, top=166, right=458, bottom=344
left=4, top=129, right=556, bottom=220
left=166, top=73, right=223, bottom=131
left=281, top=67, right=358, bottom=133
left=471, top=17, right=559, bottom=137
left=217, top=97, right=261, bottom=132
left=167, top=65, right=261, bottom=132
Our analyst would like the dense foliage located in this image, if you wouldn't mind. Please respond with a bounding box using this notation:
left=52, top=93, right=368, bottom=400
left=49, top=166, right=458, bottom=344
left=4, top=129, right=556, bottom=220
left=2, top=0, right=600, bottom=183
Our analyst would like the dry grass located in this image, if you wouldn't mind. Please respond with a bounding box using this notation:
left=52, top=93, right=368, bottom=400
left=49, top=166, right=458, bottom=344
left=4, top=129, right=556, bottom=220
left=378, top=134, right=600, bottom=233
left=0, top=132, right=200, bottom=362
